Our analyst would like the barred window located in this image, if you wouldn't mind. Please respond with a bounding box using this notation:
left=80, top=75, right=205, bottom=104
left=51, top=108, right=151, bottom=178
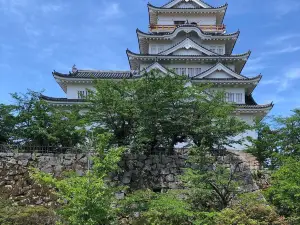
left=225, top=93, right=235, bottom=102
left=78, top=90, right=88, bottom=99
left=236, top=93, right=243, bottom=103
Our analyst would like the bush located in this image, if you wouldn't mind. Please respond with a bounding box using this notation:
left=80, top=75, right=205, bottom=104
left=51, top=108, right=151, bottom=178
left=213, top=192, right=288, bottom=225
left=0, top=198, right=56, bottom=225
left=119, top=190, right=195, bottom=225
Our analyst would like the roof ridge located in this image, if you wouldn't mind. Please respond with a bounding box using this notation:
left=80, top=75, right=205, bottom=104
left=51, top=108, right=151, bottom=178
left=78, top=70, right=131, bottom=73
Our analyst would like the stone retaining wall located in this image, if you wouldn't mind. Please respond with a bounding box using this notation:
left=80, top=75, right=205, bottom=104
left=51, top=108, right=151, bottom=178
left=0, top=151, right=259, bottom=206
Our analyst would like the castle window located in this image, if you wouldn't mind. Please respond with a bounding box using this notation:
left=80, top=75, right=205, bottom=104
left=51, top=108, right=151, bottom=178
left=236, top=93, right=243, bottom=103
left=151, top=45, right=157, bottom=54
left=217, top=47, right=224, bottom=55
left=225, top=93, right=235, bottom=102
left=188, top=68, right=202, bottom=77
left=174, top=21, right=185, bottom=25
left=78, top=90, right=88, bottom=99
left=158, top=46, right=165, bottom=53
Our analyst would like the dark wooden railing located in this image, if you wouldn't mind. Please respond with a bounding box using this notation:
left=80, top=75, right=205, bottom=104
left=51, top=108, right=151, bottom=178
left=149, top=24, right=226, bottom=32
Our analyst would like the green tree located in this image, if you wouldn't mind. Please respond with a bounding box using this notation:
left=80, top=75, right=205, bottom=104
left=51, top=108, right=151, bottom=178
left=119, top=190, right=195, bottom=225
left=265, top=157, right=300, bottom=221
left=248, top=109, right=300, bottom=168
left=0, top=104, right=15, bottom=144
left=182, top=146, right=243, bottom=211
left=87, top=71, right=247, bottom=154
left=213, top=192, right=287, bottom=225
left=31, top=134, right=125, bottom=225
left=10, top=90, right=85, bottom=146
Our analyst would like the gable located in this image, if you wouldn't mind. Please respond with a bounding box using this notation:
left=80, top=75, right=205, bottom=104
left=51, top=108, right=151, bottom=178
left=205, top=71, right=234, bottom=79
left=163, top=0, right=211, bottom=9
left=159, top=38, right=216, bottom=56
left=143, top=62, right=168, bottom=74
left=172, top=48, right=203, bottom=55
left=172, top=1, right=200, bottom=8
left=193, top=63, right=246, bottom=79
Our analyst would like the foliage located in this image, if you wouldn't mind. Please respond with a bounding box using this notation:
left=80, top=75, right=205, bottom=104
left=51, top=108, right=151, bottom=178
left=247, top=109, right=300, bottom=168
left=213, top=192, right=287, bottom=225
left=2, top=90, right=85, bottom=146
left=119, top=190, right=195, bottom=225
left=86, top=70, right=248, bottom=154
left=31, top=133, right=125, bottom=225
left=181, top=145, right=243, bottom=211
left=265, top=157, right=300, bottom=219
left=0, top=198, right=56, bottom=225
left=0, top=104, right=15, bottom=143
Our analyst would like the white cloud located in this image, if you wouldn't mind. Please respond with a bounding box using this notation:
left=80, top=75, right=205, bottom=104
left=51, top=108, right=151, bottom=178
left=40, top=3, right=63, bottom=13
left=273, top=0, right=300, bottom=17
left=266, top=34, right=300, bottom=45
left=262, top=67, right=300, bottom=92
left=285, top=68, right=300, bottom=79
left=262, top=46, right=300, bottom=56
left=98, top=2, right=124, bottom=20
left=243, top=57, right=267, bottom=74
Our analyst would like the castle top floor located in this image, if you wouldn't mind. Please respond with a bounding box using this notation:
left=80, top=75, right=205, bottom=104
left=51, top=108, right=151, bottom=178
left=148, top=0, right=227, bottom=33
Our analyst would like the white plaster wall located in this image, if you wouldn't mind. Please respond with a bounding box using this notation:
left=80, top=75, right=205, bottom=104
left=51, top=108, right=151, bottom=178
left=172, top=48, right=202, bottom=55
left=67, top=84, right=94, bottom=99
left=210, top=87, right=246, bottom=104
left=148, top=38, right=226, bottom=55
left=206, top=71, right=233, bottom=79
left=229, top=114, right=257, bottom=150
left=157, top=15, right=216, bottom=25
left=140, top=63, right=236, bottom=73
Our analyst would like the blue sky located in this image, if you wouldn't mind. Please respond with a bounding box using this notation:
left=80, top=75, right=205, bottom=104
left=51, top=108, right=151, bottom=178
left=0, top=0, right=300, bottom=116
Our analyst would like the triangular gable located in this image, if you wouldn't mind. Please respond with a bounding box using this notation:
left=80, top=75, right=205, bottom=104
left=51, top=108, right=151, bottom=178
left=172, top=1, right=200, bottom=8
left=159, top=38, right=217, bottom=56
left=143, top=62, right=168, bottom=74
left=163, top=0, right=212, bottom=9
left=193, top=63, right=246, bottom=79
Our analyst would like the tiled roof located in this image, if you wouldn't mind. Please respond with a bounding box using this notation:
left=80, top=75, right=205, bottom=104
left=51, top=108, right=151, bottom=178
left=41, top=94, right=273, bottom=110
left=53, top=70, right=132, bottom=79
left=127, top=49, right=251, bottom=58
left=194, top=76, right=262, bottom=81
left=41, top=95, right=86, bottom=103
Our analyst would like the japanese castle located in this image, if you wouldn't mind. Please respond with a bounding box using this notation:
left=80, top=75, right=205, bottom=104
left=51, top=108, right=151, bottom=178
left=42, top=0, right=273, bottom=149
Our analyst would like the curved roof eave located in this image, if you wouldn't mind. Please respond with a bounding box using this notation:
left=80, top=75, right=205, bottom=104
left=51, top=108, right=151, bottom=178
left=126, top=49, right=251, bottom=59
left=136, top=27, right=240, bottom=40
left=149, top=2, right=228, bottom=10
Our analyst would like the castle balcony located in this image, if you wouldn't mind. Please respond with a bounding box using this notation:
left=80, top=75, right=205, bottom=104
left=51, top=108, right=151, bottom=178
left=149, top=24, right=226, bottom=33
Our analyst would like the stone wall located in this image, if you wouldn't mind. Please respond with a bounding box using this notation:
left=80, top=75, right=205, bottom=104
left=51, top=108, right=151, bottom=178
left=0, top=153, right=88, bottom=206
left=0, top=151, right=259, bottom=206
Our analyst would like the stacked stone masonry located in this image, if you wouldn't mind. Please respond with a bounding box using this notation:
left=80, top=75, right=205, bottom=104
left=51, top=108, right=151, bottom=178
left=0, top=151, right=260, bottom=206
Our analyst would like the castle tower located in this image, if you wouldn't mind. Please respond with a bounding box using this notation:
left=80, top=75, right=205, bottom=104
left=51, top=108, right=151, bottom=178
left=42, top=0, right=273, bottom=149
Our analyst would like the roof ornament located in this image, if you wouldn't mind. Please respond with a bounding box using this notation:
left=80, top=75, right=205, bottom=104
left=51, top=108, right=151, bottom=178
left=72, top=64, right=78, bottom=73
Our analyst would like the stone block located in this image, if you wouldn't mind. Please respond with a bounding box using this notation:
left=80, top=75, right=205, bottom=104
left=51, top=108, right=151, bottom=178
left=160, top=168, right=170, bottom=175
left=122, top=176, right=131, bottom=184
left=145, top=159, right=152, bottom=165
left=168, top=182, right=178, bottom=189
left=115, top=192, right=125, bottom=200
left=138, top=155, right=147, bottom=160
left=165, top=174, right=175, bottom=182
